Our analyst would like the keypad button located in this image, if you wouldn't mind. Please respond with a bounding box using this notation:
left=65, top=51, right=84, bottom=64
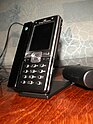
left=23, top=75, right=27, bottom=79
left=42, top=57, right=49, bottom=61
left=27, top=81, right=34, bottom=85
left=23, top=70, right=29, bottom=73
left=26, top=64, right=30, bottom=68
left=37, top=75, right=44, bottom=79
left=20, top=80, right=26, bottom=84
left=38, top=69, right=46, bottom=73
left=31, top=64, right=38, bottom=68
left=24, top=58, right=30, bottom=62
left=30, top=69, right=37, bottom=73
left=28, top=75, right=36, bottom=79
left=43, top=52, right=50, bottom=56
left=40, top=64, right=46, bottom=68
left=36, top=81, right=42, bottom=85
left=46, top=58, right=50, bottom=61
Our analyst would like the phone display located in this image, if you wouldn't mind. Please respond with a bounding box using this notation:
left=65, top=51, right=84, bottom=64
left=30, top=22, right=54, bottom=51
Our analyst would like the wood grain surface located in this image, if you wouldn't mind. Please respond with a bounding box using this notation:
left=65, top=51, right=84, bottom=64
left=0, top=69, right=93, bottom=124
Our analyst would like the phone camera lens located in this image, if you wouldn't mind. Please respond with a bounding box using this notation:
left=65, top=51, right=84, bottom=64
left=25, top=27, right=29, bottom=31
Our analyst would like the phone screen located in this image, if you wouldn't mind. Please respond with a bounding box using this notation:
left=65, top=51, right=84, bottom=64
left=30, top=22, right=54, bottom=51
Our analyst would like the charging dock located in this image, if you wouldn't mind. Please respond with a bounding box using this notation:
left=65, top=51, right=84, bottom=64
left=19, top=80, right=70, bottom=99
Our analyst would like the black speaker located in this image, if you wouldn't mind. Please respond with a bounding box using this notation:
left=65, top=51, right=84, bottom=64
left=63, top=65, right=93, bottom=89
left=8, top=22, right=33, bottom=87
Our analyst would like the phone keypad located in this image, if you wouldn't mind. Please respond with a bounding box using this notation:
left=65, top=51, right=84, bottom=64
left=18, top=57, right=49, bottom=92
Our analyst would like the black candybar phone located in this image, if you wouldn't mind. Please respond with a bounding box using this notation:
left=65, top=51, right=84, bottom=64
left=8, top=15, right=63, bottom=94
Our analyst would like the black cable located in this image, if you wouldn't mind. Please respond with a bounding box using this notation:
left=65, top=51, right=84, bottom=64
left=0, top=22, right=23, bottom=61
left=0, top=22, right=23, bottom=84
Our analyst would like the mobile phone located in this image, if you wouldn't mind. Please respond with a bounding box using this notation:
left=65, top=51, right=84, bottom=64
left=9, top=15, right=63, bottom=94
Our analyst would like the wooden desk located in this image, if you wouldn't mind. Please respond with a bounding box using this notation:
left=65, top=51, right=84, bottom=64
left=0, top=69, right=93, bottom=124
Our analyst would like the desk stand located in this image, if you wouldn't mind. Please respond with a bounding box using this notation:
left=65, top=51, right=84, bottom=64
left=19, top=80, right=70, bottom=99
